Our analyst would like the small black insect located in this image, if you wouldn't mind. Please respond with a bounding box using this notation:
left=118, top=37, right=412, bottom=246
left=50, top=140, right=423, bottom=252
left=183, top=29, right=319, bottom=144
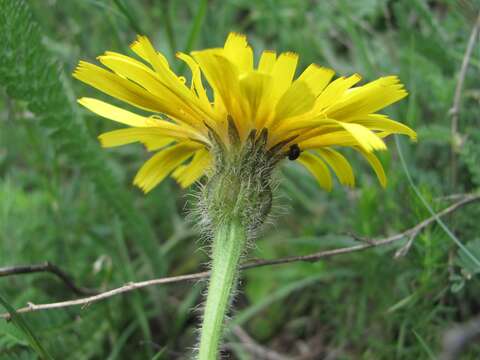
left=287, top=144, right=301, bottom=161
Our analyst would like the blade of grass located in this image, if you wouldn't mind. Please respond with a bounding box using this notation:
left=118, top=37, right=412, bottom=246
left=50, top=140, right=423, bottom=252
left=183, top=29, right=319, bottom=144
left=106, top=322, right=137, bottom=360
left=0, top=293, right=54, bottom=360
left=112, top=0, right=144, bottom=34
left=337, top=0, right=375, bottom=77
left=160, top=1, right=176, bottom=58
left=173, top=283, right=204, bottom=335
left=230, top=271, right=349, bottom=328
left=395, top=136, right=480, bottom=267
left=113, top=218, right=154, bottom=358
left=151, top=348, right=167, bottom=360
left=183, top=0, right=207, bottom=54
left=177, top=0, right=207, bottom=74
left=82, top=0, right=123, bottom=16
left=410, top=0, right=448, bottom=42
left=412, top=329, right=437, bottom=360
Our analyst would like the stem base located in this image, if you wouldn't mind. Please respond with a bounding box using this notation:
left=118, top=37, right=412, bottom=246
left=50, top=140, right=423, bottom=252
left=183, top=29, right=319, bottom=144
left=198, top=218, right=246, bottom=360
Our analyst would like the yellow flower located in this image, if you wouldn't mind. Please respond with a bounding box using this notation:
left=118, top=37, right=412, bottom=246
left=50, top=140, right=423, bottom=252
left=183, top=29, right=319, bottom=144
left=74, top=33, right=415, bottom=193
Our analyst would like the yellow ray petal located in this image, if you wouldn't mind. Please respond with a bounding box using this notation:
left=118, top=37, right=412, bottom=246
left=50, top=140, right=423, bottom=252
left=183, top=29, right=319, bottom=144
left=97, top=55, right=206, bottom=127
left=100, top=50, right=157, bottom=77
left=258, top=50, right=276, bottom=73
left=356, top=147, right=387, bottom=187
left=280, top=117, right=386, bottom=152
left=267, top=112, right=332, bottom=145
left=276, top=109, right=413, bottom=148
left=130, top=36, right=196, bottom=100
left=98, top=128, right=179, bottom=148
left=130, top=38, right=220, bottom=131
left=316, top=148, right=355, bottom=187
left=270, top=52, right=299, bottom=99
left=78, top=97, right=163, bottom=127
left=314, top=74, right=362, bottom=112
left=297, top=152, right=332, bottom=191
left=141, top=137, right=176, bottom=151
left=176, top=52, right=211, bottom=108
left=272, top=80, right=316, bottom=125
left=130, top=35, right=171, bottom=74
left=336, top=121, right=386, bottom=152
left=299, top=130, right=365, bottom=149
left=223, top=32, right=254, bottom=73
left=284, top=120, right=344, bottom=143
left=98, top=54, right=166, bottom=94
left=78, top=97, right=204, bottom=142
left=133, top=142, right=199, bottom=193
left=73, top=61, right=164, bottom=113
left=192, top=51, right=247, bottom=137
left=296, top=64, right=335, bottom=96
left=172, top=148, right=211, bottom=188
left=348, top=114, right=417, bottom=140
left=239, top=72, right=273, bottom=129
left=326, top=76, right=407, bottom=119
left=78, top=97, right=153, bottom=127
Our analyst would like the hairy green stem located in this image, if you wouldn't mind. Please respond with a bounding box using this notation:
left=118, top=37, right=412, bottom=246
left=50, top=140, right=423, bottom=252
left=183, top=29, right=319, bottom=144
left=198, top=218, right=246, bottom=360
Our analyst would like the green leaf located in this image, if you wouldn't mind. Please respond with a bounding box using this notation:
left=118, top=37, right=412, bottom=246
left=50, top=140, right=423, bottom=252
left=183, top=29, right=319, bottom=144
left=0, top=318, right=28, bottom=349
left=0, top=294, right=54, bottom=360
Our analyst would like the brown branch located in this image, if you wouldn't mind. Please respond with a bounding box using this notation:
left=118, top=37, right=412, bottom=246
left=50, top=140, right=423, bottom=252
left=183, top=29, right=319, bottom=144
left=0, top=262, right=97, bottom=296
left=450, top=13, right=480, bottom=186
left=1, top=194, right=479, bottom=320
left=242, top=194, right=479, bottom=269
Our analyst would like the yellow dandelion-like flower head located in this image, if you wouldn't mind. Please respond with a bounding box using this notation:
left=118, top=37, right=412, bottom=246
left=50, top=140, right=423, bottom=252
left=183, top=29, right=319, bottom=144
left=73, top=33, right=416, bottom=194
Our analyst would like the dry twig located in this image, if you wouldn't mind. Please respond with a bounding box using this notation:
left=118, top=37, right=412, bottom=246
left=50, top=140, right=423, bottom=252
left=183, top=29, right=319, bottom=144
left=229, top=326, right=290, bottom=360
left=1, top=194, right=479, bottom=320
left=0, top=262, right=97, bottom=296
left=450, top=13, right=480, bottom=185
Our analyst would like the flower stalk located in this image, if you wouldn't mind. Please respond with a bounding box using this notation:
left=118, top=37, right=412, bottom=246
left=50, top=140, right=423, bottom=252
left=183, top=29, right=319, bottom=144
left=198, top=217, right=246, bottom=359
left=196, top=123, right=276, bottom=359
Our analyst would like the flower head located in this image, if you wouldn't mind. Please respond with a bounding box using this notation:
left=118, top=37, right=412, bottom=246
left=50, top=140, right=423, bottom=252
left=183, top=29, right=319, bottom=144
left=74, top=33, right=415, bottom=193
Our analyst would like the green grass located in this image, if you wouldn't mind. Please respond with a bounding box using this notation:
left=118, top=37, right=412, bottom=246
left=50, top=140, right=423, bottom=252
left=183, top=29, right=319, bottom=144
left=1, top=0, right=480, bottom=359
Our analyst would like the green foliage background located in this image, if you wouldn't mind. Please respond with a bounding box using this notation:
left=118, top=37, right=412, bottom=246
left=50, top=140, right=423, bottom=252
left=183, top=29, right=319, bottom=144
left=1, top=0, right=479, bottom=358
